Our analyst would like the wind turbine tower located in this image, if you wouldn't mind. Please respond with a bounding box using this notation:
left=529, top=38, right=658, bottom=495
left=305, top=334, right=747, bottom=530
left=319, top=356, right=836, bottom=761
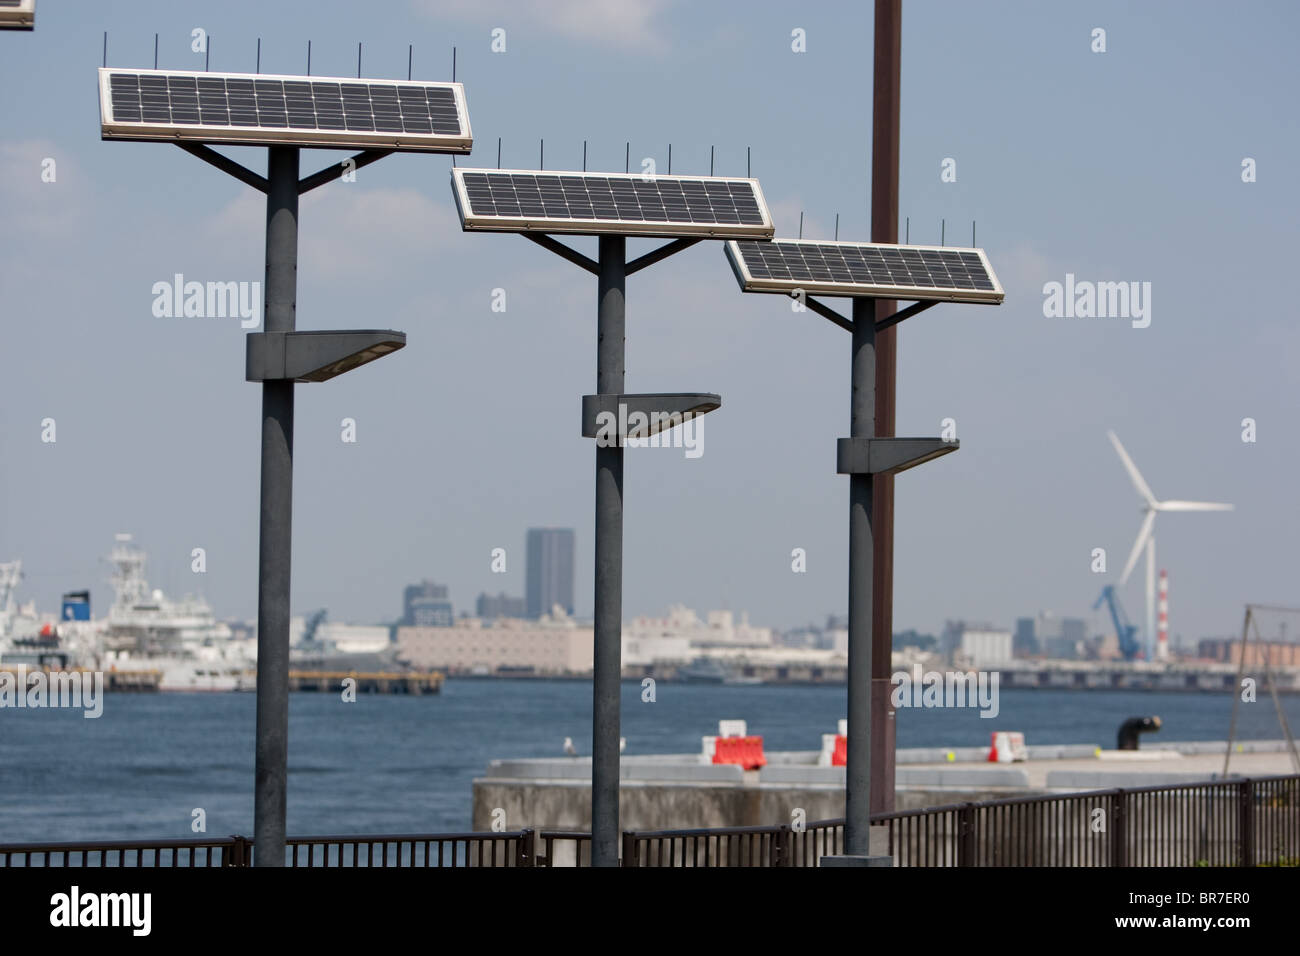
left=1107, top=431, right=1233, bottom=661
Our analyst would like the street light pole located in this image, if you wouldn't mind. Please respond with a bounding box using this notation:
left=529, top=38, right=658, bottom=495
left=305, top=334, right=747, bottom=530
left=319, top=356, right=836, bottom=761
left=591, top=235, right=626, bottom=868
left=253, top=146, right=299, bottom=866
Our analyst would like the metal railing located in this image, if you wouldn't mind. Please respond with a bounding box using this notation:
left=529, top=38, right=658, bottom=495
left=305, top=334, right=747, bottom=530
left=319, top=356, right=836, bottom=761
left=625, top=774, right=1300, bottom=867
left=4, top=774, right=1295, bottom=867
left=0, top=836, right=243, bottom=867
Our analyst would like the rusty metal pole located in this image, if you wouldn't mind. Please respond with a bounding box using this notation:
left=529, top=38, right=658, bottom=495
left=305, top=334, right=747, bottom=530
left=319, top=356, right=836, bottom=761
left=870, top=0, right=901, bottom=817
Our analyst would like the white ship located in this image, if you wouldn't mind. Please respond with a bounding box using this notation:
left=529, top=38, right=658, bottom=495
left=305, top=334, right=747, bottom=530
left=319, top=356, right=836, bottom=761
left=100, top=534, right=255, bottom=692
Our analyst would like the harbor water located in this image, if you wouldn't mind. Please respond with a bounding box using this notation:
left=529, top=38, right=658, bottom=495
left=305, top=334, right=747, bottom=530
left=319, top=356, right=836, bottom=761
left=2, top=679, right=1298, bottom=843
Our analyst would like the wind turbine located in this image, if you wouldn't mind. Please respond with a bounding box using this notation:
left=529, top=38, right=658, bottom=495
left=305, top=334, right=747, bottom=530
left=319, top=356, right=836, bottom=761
left=1108, top=431, right=1233, bottom=660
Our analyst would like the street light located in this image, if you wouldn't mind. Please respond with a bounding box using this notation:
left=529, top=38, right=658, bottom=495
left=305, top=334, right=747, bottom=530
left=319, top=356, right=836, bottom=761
left=725, top=235, right=1004, bottom=864
left=452, top=165, right=774, bottom=866
left=98, top=63, right=473, bottom=865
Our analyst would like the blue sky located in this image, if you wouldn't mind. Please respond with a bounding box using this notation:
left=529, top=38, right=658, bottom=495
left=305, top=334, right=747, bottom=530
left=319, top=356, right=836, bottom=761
left=1, top=0, right=1297, bottom=643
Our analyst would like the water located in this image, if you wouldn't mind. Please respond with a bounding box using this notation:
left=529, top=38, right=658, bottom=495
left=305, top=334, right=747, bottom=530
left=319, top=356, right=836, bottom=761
left=1, top=679, right=1296, bottom=843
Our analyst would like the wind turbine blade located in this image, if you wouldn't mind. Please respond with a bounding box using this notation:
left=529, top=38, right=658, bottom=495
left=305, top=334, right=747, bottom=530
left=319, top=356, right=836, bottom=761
left=1119, top=510, right=1156, bottom=586
left=1155, top=500, right=1234, bottom=512
left=1107, top=431, right=1157, bottom=507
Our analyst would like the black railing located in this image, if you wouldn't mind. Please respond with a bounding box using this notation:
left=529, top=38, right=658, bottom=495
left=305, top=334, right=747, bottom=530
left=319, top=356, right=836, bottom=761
left=4, top=774, right=1296, bottom=868
left=0, top=836, right=245, bottom=867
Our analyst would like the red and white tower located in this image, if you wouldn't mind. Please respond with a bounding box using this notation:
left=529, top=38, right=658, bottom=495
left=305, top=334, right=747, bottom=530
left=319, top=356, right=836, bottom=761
left=1156, top=569, right=1169, bottom=661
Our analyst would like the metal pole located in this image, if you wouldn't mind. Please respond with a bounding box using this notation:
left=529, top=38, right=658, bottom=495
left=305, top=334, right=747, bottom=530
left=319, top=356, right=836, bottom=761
left=869, top=0, right=901, bottom=816
left=846, top=297, right=876, bottom=856
left=253, top=146, right=299, bottom=866
left=591, top=235, right=625, bottom=867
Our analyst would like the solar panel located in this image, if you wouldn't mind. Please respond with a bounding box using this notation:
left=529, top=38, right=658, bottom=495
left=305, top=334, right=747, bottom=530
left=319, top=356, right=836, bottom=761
left=0, top=0, right=34, bottom=29
left=99, top=68, right=471, bottom=152
left=452, top=168, right=774, bottom=239
left=725, top=238, right=1003, bottom=304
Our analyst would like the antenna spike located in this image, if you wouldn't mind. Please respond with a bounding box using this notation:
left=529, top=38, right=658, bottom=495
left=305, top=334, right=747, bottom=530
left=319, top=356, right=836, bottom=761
left=941, top=218, right=945, bottom=246
left=540, top=139, right=544, bottom=170
left=835, top=213, right=839, bottom=241
left=583, top=140, right=587, bottom=172
left=206, top=37, right=210, bottom=72
left=357, top=42, right=362, bottom=78
left=497, top=137, right=502, bottom=169
left=798, top=211, right=804, bottom=239
left=154, top=33, right=158, bottom=70
left=256, top=38, right=261, bottom=74
left=102, top=31, right=107, bottom=68
left=408, top=44, right=413, bottom=81
left=905, top=216, right=909, bottom=244
left=667, top=144, right=672, bottom=175
left=452, top=46, right=456, bottom=82
left=747, top=146, right=751, bottom=178
left=307, top=40, right=311, bottom=76
left=625, top=142, right=629, bottom=174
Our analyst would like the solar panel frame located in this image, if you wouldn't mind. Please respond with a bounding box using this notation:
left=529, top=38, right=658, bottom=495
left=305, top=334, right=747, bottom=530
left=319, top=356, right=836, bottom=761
left=98, top=68, right=472, bottom=153
left=451, top=168, right=775, bottom=239
left=0, top=0, right=34, bottom=29
left=725, top=238, right=1004, bottom=304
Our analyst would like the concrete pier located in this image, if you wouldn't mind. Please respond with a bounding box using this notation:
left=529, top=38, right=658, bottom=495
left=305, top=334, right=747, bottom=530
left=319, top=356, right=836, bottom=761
left=472, top=740, right=1300, bottom=832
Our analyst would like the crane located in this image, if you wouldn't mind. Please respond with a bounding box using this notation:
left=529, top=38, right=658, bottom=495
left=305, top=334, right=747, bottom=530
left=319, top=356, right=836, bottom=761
left=1094, top=586, right=1142, bottom=661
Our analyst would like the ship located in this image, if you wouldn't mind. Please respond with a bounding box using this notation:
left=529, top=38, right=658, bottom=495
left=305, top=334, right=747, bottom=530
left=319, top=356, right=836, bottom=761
left=678, top=656, right=728, bottom=684
left=99, top=534, right=255, bottom=691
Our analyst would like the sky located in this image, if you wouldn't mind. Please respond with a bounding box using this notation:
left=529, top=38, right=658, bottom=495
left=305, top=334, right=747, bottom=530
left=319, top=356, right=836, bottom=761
left=1, top=0, right=1297, bottom=645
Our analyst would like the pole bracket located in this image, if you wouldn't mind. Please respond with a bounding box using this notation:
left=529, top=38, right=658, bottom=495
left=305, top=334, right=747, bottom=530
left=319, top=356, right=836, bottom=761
left=582, top=392, right=720, bottom=440
left=246, top=330, right=406, bottom=383
left=836, top=437, right=958, bottom=475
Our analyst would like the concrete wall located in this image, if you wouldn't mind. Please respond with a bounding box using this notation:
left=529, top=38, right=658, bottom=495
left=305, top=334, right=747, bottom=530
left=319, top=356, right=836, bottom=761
left=473, top=780, right=849, bottom=833
left=472, top=778, right=1037, bottom=834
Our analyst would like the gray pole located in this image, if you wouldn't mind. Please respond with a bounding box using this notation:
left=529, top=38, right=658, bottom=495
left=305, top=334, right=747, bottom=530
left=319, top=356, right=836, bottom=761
left=845, top=296, right=875, bottom=856
left=253, top=146, right=299, bottom=866
left=591, top=235, right=625, bottom=867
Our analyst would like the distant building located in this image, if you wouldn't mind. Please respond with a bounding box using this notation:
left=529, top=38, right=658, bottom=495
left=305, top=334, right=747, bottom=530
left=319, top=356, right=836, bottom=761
left=1219, top=641, right=1300, bottom=668
left=397, top=610, right=592, bottom=675
left=526, top=529, right=575, bottom=619
left=1061, top=618, right=1086, bottom=643
left=477, top=592, right=527, bottom=620
left=1015, top=613, right=1086, bottom=659
left=1014, top=617, right=1039, bottom=656
left=956, top=624, right=1013, bottom=671
left=1044, top=635, right=1082, bottom=660
left=403, top=580, right=453, bottom=627
left=624, top=605, right=773, bottom=650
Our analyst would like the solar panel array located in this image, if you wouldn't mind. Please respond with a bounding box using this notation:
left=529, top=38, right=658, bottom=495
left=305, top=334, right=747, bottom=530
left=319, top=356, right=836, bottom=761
left=0, top=0, right=34, bottom=29
left=726, top=239, right=1003, bottom=303
left=99, top=68, right=471, bottom=152
left=453, top=169, right=773, bottom=238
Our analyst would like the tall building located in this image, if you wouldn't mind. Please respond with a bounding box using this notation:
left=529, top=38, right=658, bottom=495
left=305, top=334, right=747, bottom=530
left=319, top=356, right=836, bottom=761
left=403, top=580, right=453, bottom=627
left=526, top=528, right=575, bottom=619
left=477, top=592, right=527, bottom=620
left=1013, top=617, right=1039, bottom=656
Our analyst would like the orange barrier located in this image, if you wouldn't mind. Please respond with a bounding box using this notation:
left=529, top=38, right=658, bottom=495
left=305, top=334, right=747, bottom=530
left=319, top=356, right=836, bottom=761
left=712, top=735, right=767, bottom=770
left=831, top=735, right=847, bottom=766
